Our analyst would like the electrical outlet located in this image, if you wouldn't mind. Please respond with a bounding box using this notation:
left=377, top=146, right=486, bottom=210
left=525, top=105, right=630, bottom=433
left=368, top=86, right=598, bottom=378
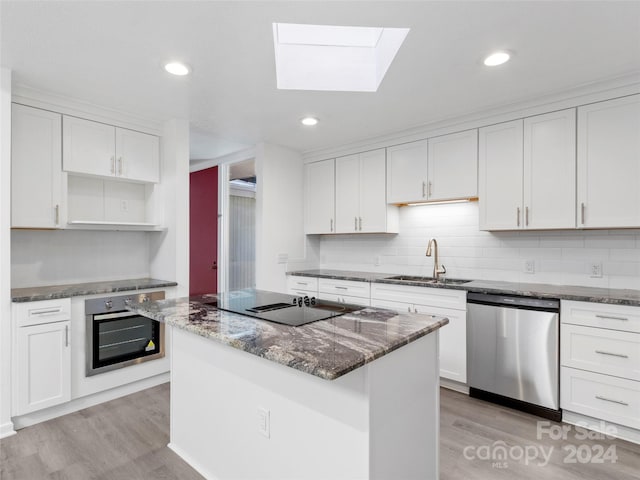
left=524, top=259, right=535, bottom=274
left=257, top=407, right=270, bottom=438
left=589, top=262, right=603, bottom=278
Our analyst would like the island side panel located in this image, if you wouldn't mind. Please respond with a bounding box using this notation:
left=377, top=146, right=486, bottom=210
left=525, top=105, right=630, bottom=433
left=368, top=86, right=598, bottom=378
left=367, top=332, right=439, bottom=480
left=168, top=326, right=371, bottom=480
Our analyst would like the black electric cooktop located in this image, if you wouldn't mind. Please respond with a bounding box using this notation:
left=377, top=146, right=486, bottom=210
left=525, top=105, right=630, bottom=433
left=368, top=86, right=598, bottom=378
left=202, top=289, right=362, bottom=327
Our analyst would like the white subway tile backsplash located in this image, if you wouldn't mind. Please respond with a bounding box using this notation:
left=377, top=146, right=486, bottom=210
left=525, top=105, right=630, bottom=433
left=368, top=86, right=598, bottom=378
left=318, top=202, right=640, bottom=289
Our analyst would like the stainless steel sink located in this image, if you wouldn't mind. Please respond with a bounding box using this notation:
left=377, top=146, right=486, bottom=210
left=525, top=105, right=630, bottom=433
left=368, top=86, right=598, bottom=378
left=383, top=275, right=471, bottom=285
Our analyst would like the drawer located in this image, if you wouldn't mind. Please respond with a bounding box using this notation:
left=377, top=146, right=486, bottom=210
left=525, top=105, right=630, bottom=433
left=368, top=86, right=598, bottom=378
left=371, top=282, right=466, bottom=310
left=318, top=292, right=371, bottom=307
left=561, top=367, right=640, bottom=430
left=561, top=324, right=640, bottom=381
left=14, top=298, right=72, bottom=327
left=318, top=278, right=370, bottom=299
left=286, top=276, right=318, bottom=294
left=562, top=300, right=640, bottom=333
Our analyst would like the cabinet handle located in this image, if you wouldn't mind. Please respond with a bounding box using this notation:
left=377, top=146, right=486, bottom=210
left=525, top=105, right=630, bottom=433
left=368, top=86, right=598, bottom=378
left=414, top=307, right=418, bottom=313
left=422, top=181, right=427, bottom=198
left=296, top=282, right=308, bottom=286
left=359, top=217, right=362, bottom=231
left=516, top=207, right=521, bottom=227
left=31, top=308, right=61, bottom=316
left=581, top=202, right=585, bottom=225
left=335, top=286, right=348, bottom=290
left=595, top=395, right=628, bottom=406
left=595, top=314, right=628, bottom=321
left=408, top=306, right=411, bottom=313
left=354, top=217, right=358, bottom=231
left=330, top=219, right=333, bottom=232
left=595, top=350, right=629, bottom=359
left=118, top=157, right=123, bottom=176
left=65, top=325, right=69, bottom=347
left=110, top=156, right=115, bottom=174
left=428, top=181, right=432, bottom=198
left=525, top=206, right=529, bottom=226
left=55, top=204, right=60, bottom=225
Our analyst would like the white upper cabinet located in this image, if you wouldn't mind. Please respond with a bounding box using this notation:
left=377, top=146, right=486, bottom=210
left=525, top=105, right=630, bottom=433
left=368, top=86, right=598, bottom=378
left=480, top=110, right=576, bottom=231
left=577, top=95, right=640, bottom=228
left=63, top=116, right=160, bottom=183
left=387, top=140, right=428, bottom=204
left=427, top=129, right=478, bottom=201
left=523, top=109, right=576, bottom=229
left=305, top=159, right=335, bottom=234
left=335, top=149, right=396, bottom=233
left=11, top=104, right=63, bottom=228
left=479, top=119, right=524, bottom=230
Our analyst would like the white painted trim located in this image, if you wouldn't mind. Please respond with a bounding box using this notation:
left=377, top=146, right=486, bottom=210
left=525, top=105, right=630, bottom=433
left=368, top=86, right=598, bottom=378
left=563, top=410, right=640, bottom=445
left=303, top=73, right=640, bottom=163
left=168, top=443, right=220, bottom=480
left=11, top=84, right=162, bottom=135
left=0, top=422, right=16, bottom=439
left=440, top=378, right=469, bottom=395
left=218, top=163, right=230, bottom=293
left=190, top=146, right=256, bottom=172
left=11, top=373, right=169, bottom=430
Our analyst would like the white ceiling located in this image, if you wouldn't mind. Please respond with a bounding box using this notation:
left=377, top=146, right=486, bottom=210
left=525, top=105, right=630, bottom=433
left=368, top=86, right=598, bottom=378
left=2, top=1, right=640, bottom=160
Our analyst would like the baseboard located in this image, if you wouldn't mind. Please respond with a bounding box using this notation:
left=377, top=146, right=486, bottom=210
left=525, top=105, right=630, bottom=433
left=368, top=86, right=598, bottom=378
left=563, top=410, right=640, bottom=445
left=168, top=442, right=219, bottom=480
left=440, top=378, right=469, bottom=394
left=0, top=421, right=16, bottom=439
left=12, top=373, right=169, bottom=430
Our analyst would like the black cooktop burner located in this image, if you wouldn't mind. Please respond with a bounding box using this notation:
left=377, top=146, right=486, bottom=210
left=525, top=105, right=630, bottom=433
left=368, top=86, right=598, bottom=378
left=203, top=289, right=362, bottom=326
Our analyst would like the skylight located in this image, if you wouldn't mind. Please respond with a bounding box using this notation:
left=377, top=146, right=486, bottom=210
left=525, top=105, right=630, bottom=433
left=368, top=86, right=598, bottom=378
left=272, top=23, right=410, bottom=92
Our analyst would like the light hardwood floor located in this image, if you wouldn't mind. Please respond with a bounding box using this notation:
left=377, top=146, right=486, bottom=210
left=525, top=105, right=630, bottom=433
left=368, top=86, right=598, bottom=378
left=1, top=384, right=639, bottom=479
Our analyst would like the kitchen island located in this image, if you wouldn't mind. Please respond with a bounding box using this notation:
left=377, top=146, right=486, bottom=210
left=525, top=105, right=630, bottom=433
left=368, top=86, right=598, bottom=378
left=128, top=289, right=448, bottom=480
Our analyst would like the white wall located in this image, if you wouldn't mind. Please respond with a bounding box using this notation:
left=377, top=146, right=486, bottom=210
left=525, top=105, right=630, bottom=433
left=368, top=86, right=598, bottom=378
left=11, top=230, right=150, bottom=288
left=0, top=68, right=15, bottom=437
left=319, top=202, right=640, bottom=290
left=255, top=143, right=312, bottom=292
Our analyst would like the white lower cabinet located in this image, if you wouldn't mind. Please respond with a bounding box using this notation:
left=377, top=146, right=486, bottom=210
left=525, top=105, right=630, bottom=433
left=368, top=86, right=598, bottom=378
left=561, top=300, right=640, bottom=434
left=13, top=299, right=72, bottom=416
left=286, top=275, right=319, bottom=297
left=371, top=283, right=467, bottom=383
left=318, top=278, right=371, bottom=306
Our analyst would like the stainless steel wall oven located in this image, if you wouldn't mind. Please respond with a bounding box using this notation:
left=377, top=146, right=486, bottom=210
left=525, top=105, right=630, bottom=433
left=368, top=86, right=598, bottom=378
left=86, top=291, right=165, bottom=376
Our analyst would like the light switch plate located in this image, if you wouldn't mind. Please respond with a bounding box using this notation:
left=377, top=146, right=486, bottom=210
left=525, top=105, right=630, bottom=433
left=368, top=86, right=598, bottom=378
left=589, top=262, right=603, bottom=278
left=524, top=259, right=535, bottom=274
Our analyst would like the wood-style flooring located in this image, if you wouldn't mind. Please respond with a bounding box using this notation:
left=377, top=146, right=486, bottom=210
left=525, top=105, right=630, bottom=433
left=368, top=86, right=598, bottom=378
left=1, top=384, right=639, bottom=479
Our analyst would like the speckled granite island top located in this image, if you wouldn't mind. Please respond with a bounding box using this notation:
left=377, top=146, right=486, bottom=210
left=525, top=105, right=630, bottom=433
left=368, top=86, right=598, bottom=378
left=289, top=269, right=640, bottom=307
left=11, top=278, right=178, bottom=302
left=127, top=289, right=449, bottom=380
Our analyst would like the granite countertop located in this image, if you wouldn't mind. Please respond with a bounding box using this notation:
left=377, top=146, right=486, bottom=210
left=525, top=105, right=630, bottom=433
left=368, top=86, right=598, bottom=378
left=11, top=278, right=178, bottom=302
left=126, top=289, right=449, bottom=380
left=288, top=269, right=640, bottom=307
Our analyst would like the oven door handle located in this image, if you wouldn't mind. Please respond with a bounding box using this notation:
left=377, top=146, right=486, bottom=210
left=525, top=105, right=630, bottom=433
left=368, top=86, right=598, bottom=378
left=93, top=311, right=141, bottom=321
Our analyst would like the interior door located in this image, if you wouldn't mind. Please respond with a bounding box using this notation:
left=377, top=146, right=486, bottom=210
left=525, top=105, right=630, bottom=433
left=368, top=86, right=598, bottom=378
left=190, top=167, right=218, bottom=295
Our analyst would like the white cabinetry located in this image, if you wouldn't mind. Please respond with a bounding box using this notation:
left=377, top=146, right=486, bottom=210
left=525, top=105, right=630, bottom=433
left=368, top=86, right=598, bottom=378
left=318, top=278, right=371, bottom=306
left=577, top=95, right=640, bottom=228
left=561, top=300, right=640, bottom=435
left=480, top=109, right=576, bottom=230
left=371, top=282, right=467, bottom=383
left=13, top=299, right=72, bottom=415
left=305, top=159, right=335, bottom=234
left=287, top=276, right=319, bottom=297
left=63, top=116, right=160, bottom=183
left=427, top=129, right=478, bottom=201
left=11, top=104, right=63, bottom=228
left=335, top=149, right=398, bottom=233
left=387, top=140, right=428, bottom=204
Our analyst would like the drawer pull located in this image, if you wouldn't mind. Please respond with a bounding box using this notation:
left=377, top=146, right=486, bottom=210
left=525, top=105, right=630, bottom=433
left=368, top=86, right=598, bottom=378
left=296, top=282, right=308, bottom=286
left=595, top=350, right=629, bottom=359
left=595, top=395, right=629, bottom=406
left=595, top=314, right=628, bottom=321
left=31, top=308, right=62, bottom=316
left=335, top=286, right=348, bottom=290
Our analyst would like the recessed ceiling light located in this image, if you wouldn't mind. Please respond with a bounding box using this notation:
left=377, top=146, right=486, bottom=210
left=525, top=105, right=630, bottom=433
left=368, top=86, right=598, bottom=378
left=164, top=62, right=190, bottom=76
left=301, top=117, right=319, bottom=126
left=483, top=51, right=511, bottom=67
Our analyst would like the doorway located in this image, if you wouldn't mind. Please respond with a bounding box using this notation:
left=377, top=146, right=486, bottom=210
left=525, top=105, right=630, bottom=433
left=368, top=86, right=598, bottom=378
left=227, top=160, right=256, bottom=290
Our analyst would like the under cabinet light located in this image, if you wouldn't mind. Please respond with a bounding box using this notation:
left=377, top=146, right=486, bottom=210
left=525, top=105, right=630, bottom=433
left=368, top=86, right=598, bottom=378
left=402, top=197, right=478, bottom=207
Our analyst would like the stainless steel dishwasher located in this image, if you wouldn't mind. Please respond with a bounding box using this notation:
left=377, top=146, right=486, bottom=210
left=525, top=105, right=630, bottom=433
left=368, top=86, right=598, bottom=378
left=467, top=292, right=561, bottom=421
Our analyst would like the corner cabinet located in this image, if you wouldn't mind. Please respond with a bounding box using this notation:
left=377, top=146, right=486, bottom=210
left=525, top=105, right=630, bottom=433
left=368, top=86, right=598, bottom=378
left=335, top=149, right=398, bottom=233
left=63, top=115, right=160, bottom=184
left=13, top=299, right=72, bottom=416
left=479, top=109, right=576, bottom=230
left=577, top=94, right=640, bottom=229
left=11, top=104, right=63, bottom=228
left=304, top=159, right=335, bottom=234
